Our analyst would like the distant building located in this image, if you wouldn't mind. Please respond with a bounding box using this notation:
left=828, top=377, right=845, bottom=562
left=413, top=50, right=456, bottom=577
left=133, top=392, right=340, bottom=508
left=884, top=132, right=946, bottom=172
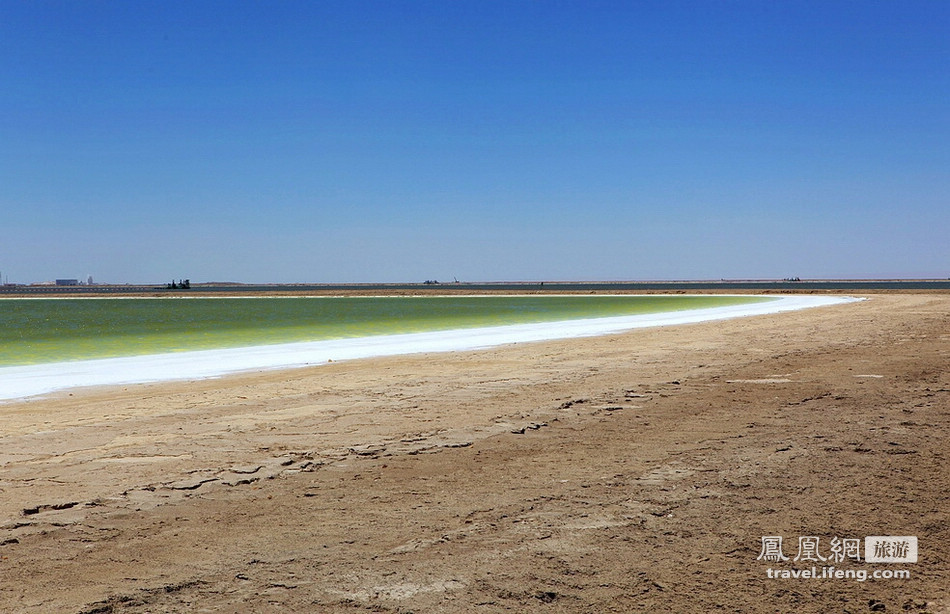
left=55, top=279, right=79, bottom=286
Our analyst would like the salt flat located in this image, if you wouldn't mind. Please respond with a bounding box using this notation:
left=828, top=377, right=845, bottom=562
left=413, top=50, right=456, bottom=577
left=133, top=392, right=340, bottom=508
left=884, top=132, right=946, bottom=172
left=1, top=293, right=946, bottom=614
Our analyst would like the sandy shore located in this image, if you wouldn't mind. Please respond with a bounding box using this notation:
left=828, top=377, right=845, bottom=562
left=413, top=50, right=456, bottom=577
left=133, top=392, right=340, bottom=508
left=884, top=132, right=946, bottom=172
left=0, top=293, right=948, bottom=612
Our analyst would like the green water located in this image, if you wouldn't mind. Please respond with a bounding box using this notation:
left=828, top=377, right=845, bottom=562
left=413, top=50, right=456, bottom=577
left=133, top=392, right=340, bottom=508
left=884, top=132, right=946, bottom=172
left=0, top=295, right=772, bottom=366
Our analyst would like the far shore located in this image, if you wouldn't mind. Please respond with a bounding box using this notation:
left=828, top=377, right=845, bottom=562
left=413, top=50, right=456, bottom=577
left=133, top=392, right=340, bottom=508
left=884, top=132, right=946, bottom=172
left=1, top=278, right=949, bottom=298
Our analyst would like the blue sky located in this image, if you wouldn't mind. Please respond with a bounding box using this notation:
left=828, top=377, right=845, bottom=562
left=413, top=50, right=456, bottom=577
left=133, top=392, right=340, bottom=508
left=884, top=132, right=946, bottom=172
left=1, top=1, right=947, bottom=283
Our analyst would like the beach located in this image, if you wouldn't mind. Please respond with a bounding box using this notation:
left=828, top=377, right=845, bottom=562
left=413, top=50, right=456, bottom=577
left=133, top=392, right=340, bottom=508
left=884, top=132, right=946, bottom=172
left=0, top=292, right=948, bottom=612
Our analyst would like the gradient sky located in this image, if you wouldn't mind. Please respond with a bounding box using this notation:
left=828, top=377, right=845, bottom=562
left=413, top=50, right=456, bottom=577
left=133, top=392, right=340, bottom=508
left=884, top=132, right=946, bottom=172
left=1, top=1, right=948, bottom=284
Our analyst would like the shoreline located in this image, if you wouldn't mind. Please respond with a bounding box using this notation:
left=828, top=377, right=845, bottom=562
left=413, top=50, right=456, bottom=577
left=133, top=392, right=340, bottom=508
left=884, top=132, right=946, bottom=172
left=2, top=279, right=949, bottom=298
left=0, top=294, right=856, bottom=402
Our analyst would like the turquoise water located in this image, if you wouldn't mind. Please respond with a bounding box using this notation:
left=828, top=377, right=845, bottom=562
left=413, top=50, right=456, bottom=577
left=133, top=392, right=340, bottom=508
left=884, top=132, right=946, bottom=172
left=0, top=295, right=771, bottom=366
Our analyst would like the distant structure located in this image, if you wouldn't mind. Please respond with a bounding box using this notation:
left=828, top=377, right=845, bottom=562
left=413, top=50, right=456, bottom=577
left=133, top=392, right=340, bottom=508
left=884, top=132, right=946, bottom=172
left=87, top=276, right=94, bottom=285
left=55, top=279, right=79, bottom=286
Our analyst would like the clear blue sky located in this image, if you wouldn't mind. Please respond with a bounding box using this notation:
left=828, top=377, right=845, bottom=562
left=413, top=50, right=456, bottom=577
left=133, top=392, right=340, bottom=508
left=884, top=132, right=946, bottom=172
left=1, top=1, right=947, bottom=283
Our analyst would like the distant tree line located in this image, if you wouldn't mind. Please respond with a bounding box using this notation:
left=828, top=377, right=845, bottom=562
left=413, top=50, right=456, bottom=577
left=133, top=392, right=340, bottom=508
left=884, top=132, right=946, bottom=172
left=165, top=279, right=191, bottom=289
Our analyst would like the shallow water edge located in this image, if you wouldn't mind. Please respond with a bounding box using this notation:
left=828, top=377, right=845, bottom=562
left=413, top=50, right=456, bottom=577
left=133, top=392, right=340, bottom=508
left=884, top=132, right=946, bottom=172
left=0, top=295, right=859, bottom=402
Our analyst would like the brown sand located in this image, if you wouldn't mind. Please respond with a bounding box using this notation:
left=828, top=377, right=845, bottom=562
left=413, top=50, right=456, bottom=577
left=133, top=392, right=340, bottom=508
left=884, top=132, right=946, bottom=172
left=0, top=293, right=948, bottom=613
